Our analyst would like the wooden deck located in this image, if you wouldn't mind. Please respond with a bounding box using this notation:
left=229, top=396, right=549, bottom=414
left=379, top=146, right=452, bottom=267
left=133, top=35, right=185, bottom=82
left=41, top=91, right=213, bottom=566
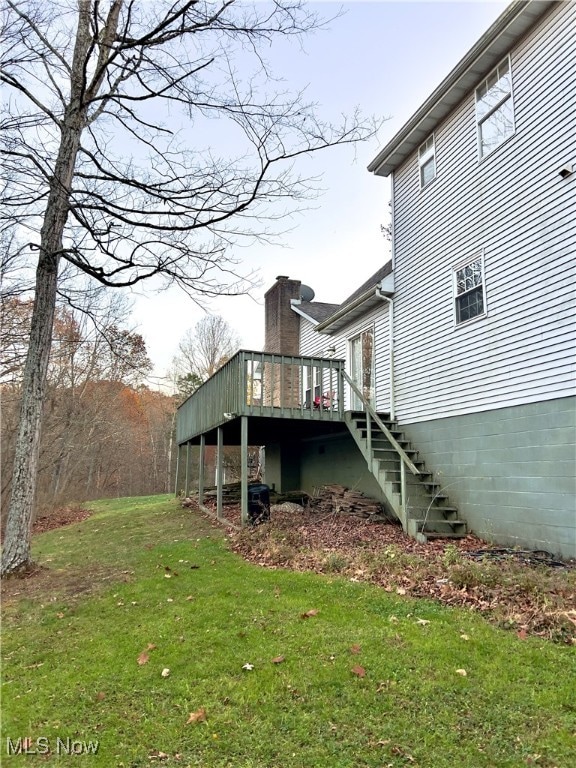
left=176, top=350, right=346, bottom=445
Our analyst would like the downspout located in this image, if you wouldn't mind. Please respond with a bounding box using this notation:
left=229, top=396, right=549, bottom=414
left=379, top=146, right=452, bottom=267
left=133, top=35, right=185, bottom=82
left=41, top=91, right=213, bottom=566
left=376, top=291, right=395, bottom=421
left=378, top=175, right=397, bottom=421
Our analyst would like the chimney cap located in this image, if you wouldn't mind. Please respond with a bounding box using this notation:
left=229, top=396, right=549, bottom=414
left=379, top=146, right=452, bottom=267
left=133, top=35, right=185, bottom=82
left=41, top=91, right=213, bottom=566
left=275, top=275, right=289, bottom=280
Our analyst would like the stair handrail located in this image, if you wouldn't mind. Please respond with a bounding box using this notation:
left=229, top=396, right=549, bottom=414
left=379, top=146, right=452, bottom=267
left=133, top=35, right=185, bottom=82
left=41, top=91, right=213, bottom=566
left=343, top=371, right=420, bottom=476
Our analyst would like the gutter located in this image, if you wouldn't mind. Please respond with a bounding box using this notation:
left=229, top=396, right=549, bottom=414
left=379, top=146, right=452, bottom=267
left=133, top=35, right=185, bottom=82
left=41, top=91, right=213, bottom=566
left=315, top=286, right=385, bottom=333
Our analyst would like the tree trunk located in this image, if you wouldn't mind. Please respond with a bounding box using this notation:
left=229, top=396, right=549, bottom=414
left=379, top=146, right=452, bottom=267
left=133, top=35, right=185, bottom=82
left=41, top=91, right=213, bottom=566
left=1, top=254, right=60, bottom=574
left=1, top=3, right=95, bottom=576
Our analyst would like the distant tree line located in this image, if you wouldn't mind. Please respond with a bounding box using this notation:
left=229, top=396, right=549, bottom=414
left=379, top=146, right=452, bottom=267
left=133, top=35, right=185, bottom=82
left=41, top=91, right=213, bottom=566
left=1, top=295, right=176, bottom=530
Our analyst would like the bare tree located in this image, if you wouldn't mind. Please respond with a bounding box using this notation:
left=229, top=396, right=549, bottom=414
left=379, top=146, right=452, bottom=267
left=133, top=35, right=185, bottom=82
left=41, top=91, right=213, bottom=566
left=174, top=314, right=241, bottom=387
left=1, top=293, right=157, bottom=516
left=0, top=0, right=377, bottom=575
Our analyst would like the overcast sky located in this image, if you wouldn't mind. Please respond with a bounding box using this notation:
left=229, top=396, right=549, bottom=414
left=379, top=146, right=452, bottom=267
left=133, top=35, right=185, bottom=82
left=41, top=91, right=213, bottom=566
left=130, top=0, right=508, bottom=386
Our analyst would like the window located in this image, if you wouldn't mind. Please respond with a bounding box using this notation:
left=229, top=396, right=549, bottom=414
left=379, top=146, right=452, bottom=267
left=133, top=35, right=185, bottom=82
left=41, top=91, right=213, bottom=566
left=418, top=134, right=436, bottom=187
left=350, top=328, right=374, bottom=409
left=476, top=57, right=514, bottom=158
left=454, top=255, right=485, bottom=324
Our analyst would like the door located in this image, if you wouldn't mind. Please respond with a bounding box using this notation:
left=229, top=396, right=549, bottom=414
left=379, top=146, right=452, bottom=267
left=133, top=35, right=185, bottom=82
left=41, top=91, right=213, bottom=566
left=349, top=328, right=374, bottom=410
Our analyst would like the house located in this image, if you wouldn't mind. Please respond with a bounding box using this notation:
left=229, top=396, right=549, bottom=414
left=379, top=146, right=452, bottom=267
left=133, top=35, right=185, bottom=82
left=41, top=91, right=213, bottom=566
left=176, top=0, right=575, bottom=557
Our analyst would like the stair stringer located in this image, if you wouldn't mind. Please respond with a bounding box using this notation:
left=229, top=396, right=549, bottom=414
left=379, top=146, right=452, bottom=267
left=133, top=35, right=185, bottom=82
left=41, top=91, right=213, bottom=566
left=344, top=412, right=406, bottom=529
left=344, top=411, right=468, bottom=540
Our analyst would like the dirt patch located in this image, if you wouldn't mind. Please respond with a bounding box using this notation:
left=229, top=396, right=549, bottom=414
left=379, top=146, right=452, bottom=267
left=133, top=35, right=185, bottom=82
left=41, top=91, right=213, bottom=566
left=1, top=562, right=134, bottom=608
left=2, top=505, right=120, bottom=606
left=32, top=505, right=93, bottom=534
left=199, top=500, right=576, bottom=644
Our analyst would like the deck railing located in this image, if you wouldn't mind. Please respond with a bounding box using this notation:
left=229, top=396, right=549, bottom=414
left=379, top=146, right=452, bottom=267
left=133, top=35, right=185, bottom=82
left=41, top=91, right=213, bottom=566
left=177, top=350, right=345, bottom=443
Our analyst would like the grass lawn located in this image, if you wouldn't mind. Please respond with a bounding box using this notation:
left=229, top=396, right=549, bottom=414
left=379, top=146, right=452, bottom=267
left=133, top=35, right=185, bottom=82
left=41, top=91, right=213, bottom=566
left=1, top=495, right=575, bottom=767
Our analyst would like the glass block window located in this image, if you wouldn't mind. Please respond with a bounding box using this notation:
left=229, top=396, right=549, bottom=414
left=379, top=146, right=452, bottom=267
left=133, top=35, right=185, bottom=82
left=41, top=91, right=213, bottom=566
left=476, top=57, right=514, bottom=158
left=454, top=256, right=485, bottom=324
left=418, top=135, right=436, bottom=188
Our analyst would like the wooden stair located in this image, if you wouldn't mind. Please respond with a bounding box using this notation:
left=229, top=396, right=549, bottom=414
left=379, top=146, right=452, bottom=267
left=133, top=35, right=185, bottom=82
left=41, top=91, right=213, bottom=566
left=344, top=411, right=467, bottom=541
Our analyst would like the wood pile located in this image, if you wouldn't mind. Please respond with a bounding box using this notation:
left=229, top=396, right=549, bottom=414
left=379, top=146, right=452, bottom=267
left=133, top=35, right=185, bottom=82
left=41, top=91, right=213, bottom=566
left=202, top=481, right=243, bottom=505
left=307, top=484, right=390, bottom=521
left=190, top=483, right=310, bottom=507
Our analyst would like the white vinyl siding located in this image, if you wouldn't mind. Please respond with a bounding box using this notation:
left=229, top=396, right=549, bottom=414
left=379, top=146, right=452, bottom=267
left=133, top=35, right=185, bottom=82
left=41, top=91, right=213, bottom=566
left=390, top=2, right=576, bottom=424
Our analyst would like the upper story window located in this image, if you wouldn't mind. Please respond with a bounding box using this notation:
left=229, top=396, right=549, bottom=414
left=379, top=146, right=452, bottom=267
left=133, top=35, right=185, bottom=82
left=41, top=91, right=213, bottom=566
left=476, top=56, right=514, bottom=159
left=454, top=254, right=485, bottom=325
left=418, top=134, right=436, bottom=188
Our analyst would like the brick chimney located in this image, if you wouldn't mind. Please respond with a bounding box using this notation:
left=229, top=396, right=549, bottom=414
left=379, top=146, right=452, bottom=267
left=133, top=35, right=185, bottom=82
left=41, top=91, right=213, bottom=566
left=264, top=276, right=302, bottom=354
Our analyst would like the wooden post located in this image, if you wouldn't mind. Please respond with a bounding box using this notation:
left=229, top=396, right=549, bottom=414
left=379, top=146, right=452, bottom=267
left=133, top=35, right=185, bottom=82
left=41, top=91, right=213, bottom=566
left=216, top=427, right=223, bottom=521
left=174, top=444, right=180, bottom=497
left=400, top=459, right=407, bottom=529
left=240, top=416, right=248, bottom=527
left=198, top=434, right=205, bottom=506
left=184, top=442, right=190, bottom=496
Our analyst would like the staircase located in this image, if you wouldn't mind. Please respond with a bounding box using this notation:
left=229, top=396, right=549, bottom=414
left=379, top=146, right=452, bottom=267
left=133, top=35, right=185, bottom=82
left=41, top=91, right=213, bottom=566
left=344, top=410, right=468, bottom=541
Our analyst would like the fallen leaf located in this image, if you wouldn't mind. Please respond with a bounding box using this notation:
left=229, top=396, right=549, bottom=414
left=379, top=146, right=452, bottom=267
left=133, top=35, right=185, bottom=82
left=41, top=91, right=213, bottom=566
left=186, top=708, right=206, bottom=724
left=271, top=655, right=285, bottom=664
left=396, top=587, right=406, bottom=595
left=391, top=745, right=415, bottom=762
left=349, top=644, right=362, bottom=654
left=161, top=668, right=170, bottom=677
left=301, top=609, right=319, bottom=619
left=456, top=668, right=467, bottom=676
left=416, top=618, right=430, bottom=625
left=351, top=664, right=366, bottom=678
left=56, top=612, right=65, bottom=618
left=517, top=628, right=528, bottom=640
left=137, top=644, right=156, bottom=665
left=95, top=691, right=106, bottom=701
left=242, top=663, right=254, bottom=671
left=460, top=634, right=470, bottom=641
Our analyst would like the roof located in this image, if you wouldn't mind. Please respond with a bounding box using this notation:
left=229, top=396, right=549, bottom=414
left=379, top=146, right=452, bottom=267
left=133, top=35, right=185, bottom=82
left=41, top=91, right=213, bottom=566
left=368, top=0, right=554, bottom=177
left=292, top=301, right=340, bottom=324
left=338, top=262, right=393, bottom=309
left=315, top=261, right=394, bottom=334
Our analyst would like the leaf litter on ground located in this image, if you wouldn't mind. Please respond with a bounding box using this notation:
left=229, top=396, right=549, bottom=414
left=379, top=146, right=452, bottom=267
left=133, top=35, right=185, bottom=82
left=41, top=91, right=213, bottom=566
left=208, top=501, right=576, bottom=644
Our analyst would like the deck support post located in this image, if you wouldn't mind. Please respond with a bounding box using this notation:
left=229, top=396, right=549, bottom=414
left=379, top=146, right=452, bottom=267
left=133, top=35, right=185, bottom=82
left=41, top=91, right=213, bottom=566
left=240, top=416, right=248, bottom=527
left=216, top=427, right=224, bottom=521
left=184, top=442, right=190, bottom=496
left=174, top=444, right=181, bottom=497
left=198, top=434, right=205, bottom=506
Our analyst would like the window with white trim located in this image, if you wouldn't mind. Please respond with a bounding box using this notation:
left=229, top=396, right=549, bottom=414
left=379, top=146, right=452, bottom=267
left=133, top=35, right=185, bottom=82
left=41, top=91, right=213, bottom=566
left=454, top=255, right=485, bottom=324
left=476, top=56, right=514, bottom=158
left=418, top=134, right=436, bottom=188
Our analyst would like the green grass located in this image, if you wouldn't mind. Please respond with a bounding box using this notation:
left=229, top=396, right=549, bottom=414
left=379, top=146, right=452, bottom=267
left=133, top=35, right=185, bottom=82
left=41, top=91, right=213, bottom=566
left=2, top=495, right=575, bottom=767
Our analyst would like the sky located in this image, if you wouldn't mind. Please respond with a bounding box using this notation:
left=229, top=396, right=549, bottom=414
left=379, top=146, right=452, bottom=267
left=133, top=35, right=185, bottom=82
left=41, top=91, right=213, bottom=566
left=129, top=0, right=508, bottom=387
